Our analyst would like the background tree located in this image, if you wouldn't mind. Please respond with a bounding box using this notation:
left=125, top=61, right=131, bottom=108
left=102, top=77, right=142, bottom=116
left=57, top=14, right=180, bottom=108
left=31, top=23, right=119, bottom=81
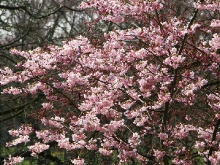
left=0, top=0, right=98, bottom=164
left=1, top=0, right=220, bottom=165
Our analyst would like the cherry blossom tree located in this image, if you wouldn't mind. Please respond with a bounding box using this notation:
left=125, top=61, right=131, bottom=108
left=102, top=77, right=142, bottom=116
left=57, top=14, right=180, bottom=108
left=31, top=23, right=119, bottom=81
left=1, top=0, right=220, bottom=164
left=0, top=1, right=96, bottom=163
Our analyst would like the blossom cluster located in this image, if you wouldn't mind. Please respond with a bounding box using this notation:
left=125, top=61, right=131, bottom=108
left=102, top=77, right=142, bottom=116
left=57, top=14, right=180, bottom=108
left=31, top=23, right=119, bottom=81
left=6, top=125, right=33, bottom=147
left=3, top=155, right=24, bottom=165
left=1, top=0, right=220, bottom=164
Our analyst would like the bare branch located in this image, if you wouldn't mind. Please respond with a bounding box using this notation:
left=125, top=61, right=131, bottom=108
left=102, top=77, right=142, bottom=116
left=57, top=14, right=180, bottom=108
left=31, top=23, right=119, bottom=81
left=0, top=5, right=83, bottom=19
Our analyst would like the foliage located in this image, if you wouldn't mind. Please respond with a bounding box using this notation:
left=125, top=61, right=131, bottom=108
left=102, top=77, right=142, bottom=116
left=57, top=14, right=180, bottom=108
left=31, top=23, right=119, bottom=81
left=1, top=0, right=220, bottom=165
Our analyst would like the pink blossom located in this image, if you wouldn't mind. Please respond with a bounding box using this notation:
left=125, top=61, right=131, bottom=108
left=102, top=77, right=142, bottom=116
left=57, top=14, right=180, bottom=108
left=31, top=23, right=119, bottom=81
left=3, top=0, right=220, bottom=164
left=133, top=48, right=147, bottom=59
left=99, top=148, right=113, bottom=156
left=139, top=78, right=156, bottom=92
left=158, top=133, right=168, bottom=140
left=8, top=125, right=33, bottom=137
left=158, top=91, right=171, bottom=102
left=36, top=130, right=50, bottom=142
left=10, top=48, right=21, bottom=55
left=104, top=120, right=124, bottom=133
left=28, top=142, right=49, bottom=156
left=215, top=114, right=220, bottom=119
left=210, top=19, right=220, bottom=27
left=71, top=157, right=85, bottom=165
left=67, top=72, right=88, bottom=86
left=72, top=140, right=86, bottom=149
left=4, top=155, right=24, bottom=165
left=56, top=137, right=72, bottom=150
left=42, top=102, right=53, bottom=110
left=128, top=132, right=141, bottom=148
left=86, top=138, right=98, bottom=150
left=154, top=150, right=166, bottom=159
left=172, top=124, right=196, bottom=140
left=209, top=33, right=220, bottom=50
left=172, top=158, right=190, bottom=165
left=8, top=130, right=19, bottom=137
left=72, top=132, right=86, bottom=142
left=164, top=55, right=186, bottom=69
left=104, top=15, right=125, bottom=23
left=198, top=128, right=213, bottom=141
left=208, top=152, right=220, bottom=165
left=197, top=78, right=208, bottom=88
left=78, top=114, right=100, bottom=131
left=185, top=115, right=191, bottom=121
left=194, top=141, right=205, bottom=150
left=2, top=87, right=22, bottom=95
left=191, top=23, right=201, bottom=32
left=41, top=116, right=64, bottom=128
left=193, top=2, right=219, bottom=11
left=6, top=135, right=30, bottom=147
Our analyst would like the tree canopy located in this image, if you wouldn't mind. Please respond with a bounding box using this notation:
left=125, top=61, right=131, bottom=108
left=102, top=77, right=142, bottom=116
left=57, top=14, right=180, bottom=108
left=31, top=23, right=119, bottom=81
left=1, top=0, right=220, bottom=165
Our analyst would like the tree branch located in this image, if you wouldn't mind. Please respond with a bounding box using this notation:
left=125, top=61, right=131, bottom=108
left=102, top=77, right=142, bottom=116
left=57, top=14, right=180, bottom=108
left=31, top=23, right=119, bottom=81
left=0, top=26, right=30, bottom=48
left=0, top=94, right=44, bottom=123
left=201, top=80, right=220, bottom=89
left=0, top=94, right=44, bottom=116
left=0, top=5, right=82, bottom=19
left=162, top=9, right=199, bottom=165
left=207, top=119, right=220, bottom=165
left=0, top=151, right=65, bottom=165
